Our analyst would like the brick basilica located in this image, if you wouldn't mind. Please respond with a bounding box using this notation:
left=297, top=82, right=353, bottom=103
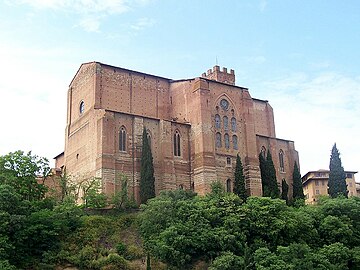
left=55, top=62, right=299, bottom=202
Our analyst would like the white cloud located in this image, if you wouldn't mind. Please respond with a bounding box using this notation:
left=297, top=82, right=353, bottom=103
left=259, top=0, right=267, bottom=12
left=130, top=17, right=155, bottom=31
left=9, top=0, right=151, bottom=32
left=0, top=44, right=71, bottom=166
left=78, top=16, right=102, bottom=32
left=261, top=72, right=360, bottom=176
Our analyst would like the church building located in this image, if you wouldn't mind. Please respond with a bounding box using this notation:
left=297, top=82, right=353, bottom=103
left=55, top=62, right=299, bottom=202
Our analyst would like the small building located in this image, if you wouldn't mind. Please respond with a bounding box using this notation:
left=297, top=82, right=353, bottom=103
left=302, top=170, right=358, bottom=204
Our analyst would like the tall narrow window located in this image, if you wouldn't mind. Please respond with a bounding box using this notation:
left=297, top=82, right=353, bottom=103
left=226, top=179, right=232, bottom=192
left=232, top=135, right=238, bottom=150
left=224, top=133, right=230, bottom=149
left=79, top=100, right=85, bottom=114
left=223, top=116, right=229, bottom=131
left=147, top=131, right=151, bottom=150
left=216, top=132, right=222, bottom=148
left=261, top=146, right=266, bottom=158
left=215, top=114, right=221, bottom=129
left=231, top=117, right=237, bottom=132
left=174, top=131, right=181, bottom=156
left=119, top=126, right=126, bottom=151
left=279, top=149, right=284, bottom=172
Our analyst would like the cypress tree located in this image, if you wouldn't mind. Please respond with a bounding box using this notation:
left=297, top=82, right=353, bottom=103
left=259, top=152, right=269, bottom=197
left=140, top=128, right=155, bottom=204
left=233, top=154, right=247, bottom=201
left=328, top=143, right=348, bottom=198
left=292, top=161, right=304, bottom=201
left=266, top=150, right=280, bottom=199
left=259, top=150, right=279, bottom=198
left=281, top=179, right=289, bottom=203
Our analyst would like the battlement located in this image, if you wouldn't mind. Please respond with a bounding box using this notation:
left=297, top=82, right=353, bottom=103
left=201, top=65, right=235, bottom=85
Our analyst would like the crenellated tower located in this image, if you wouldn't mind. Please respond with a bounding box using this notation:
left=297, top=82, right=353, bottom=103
left=201, top=65, right=235, bottom=85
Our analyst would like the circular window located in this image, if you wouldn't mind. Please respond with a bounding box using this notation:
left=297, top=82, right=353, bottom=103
left=79, top=100, right=85, bottom=114
left=220, top=99, right=229, bottom=110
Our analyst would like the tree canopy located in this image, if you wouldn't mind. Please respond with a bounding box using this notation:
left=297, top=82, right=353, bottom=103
left=0, top=151, right=50, bottom=201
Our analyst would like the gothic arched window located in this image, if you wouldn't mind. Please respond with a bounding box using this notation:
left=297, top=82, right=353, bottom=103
left=216, top=132, right=222, bottom=148
left=279, top=149, right=285, bottom=172
left=231, top=117, right=237, bottom=132
left=226, top=179, right=232, bottom=192
left=223, top=116, right=229, bottom=131
left=261, top=146, right=266, bottom=158
left=119, top=126, right=126, bottom=151
left=224, top=133, right=230, bottom=149
left=232, top=135, right=238, bottom=150
left=174, top=130, right=181, bottom=156
left=215, top=114, right=221, bottom=129
left=146, top=130, right=152, bottom=150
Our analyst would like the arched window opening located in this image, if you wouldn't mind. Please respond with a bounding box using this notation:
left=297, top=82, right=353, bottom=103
left=226, top=157, right=231, bottom=165
left=261, top=146, right=266, bottom=158
left=215, top=114, right=221, bottom=129
left=279, top=149, right=285, bottom=172
left=226, top=179, right=232, bottom=192
left=146, top=130, right=152, bottom=150
left=216, top=132, right=222, bottom=148
left=231, top=117, right=237, bottom=132
left=119, top=126, right=126, bottom=151
left=179, top=184, right=184, bottom=190
left=79, top=100, right=85, bottom=114
left=224, top=133, right=230, bottom=149
left=232, top=135, right=238, bottom=150
left=174, top=131, right=181, bottom=156
left=223, top=116, right=229, bottom=131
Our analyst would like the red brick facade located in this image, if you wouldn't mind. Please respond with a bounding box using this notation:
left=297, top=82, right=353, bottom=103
left=57, top=62, right=299, bottom=202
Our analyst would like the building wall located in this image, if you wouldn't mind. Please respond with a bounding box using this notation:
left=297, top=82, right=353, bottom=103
left=256, top=136, right=299, bottom=199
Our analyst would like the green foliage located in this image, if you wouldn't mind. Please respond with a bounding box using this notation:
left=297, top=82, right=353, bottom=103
left=0, top=150, right=49, bottom=201
left=281, top=179, right=289, bottom=203
left=210, top=180, right=225, bottom=197
left=140, top=128, right=155, bottom=204
left=209, top=252, right=244, bottom=270
left=259, top=150, right=280, bottom=198
left=233, top=154, right=247, bottom=201
left=328, top=143, right=348, bottom=198
left=82, top=177, right=108, bottom=208
left=292, top=161, right=305, bottom=202
left=112, top=174, right=137, bottom=210
left=140, top=190, right=360, bottom=269
left=139, top=189, right=244, bottom=268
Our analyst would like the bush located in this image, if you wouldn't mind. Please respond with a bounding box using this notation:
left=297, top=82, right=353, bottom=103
left=116, top=242, right=127, bottom=255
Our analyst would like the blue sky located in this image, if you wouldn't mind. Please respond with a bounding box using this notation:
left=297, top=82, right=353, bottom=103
left=0, top=0, right=359, bottom=176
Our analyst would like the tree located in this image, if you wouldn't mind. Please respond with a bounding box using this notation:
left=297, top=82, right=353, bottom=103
left=259, top=150, right=279, bottom=199
left=259, top=152, right=269, bottom=197
left=140, top=128, right=155, bottom=204
left=233, top=154, right=247, bottom=201
left=328, top=143, right=348, bottom=198
left=0, top=151, right=50, bottom=201
left=281, top=179, right=289, bottom=204
left=292, top=162, right=304, bottom=201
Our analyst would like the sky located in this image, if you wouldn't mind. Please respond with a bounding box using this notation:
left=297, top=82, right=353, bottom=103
left=0, top=0, right=359, bottom=177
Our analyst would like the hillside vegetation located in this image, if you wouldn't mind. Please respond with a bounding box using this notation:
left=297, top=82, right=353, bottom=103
left=1, top=151, right=360, bottom=269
